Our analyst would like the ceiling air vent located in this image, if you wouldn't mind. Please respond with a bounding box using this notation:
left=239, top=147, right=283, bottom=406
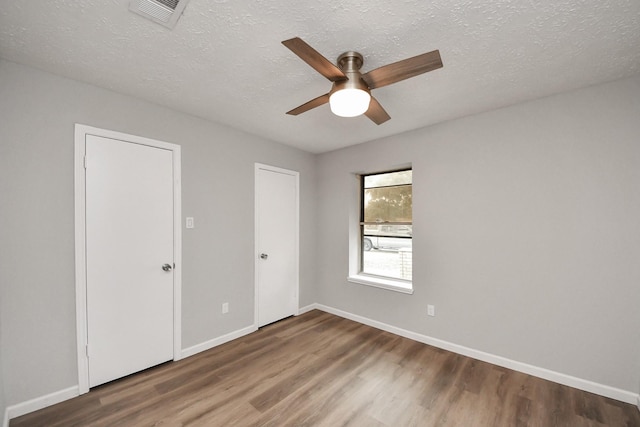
left=129, top=0, right=191, bottom=29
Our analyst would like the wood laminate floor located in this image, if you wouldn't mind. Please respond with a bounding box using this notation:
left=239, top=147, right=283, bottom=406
left=11, top=310, right=640, bottom=426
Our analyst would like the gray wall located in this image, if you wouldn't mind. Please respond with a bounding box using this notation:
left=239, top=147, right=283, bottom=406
left=316, top=75, right=640, bottom=394
left=0, top=317, right=5, bottom=421
left=0, top=58, right=317, bottom=406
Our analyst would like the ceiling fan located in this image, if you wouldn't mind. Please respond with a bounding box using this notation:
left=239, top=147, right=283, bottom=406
left=282, top=37, right=443, bottom=125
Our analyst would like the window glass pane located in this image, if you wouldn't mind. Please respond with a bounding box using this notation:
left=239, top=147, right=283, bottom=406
left=364, top=184, right=412, bottom=223
left=364, top=224, right=412, bottom=237
left=364, top=170, right=412, bottom=188
left=362, top=237, right=412, bottom=280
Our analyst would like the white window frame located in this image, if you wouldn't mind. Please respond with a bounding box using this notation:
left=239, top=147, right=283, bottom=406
left=348, top=168, right=413, bottom=294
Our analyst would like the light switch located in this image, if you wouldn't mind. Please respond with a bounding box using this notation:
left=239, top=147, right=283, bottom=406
left=186, top=217, right=194, bottom=229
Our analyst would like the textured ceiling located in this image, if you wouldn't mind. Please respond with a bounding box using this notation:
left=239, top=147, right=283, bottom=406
left=1, top=0, right=639, bottom=153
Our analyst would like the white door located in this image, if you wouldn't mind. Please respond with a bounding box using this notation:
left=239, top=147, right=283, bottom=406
left=255, top=164, right=299, bottom=327
left=85, top=134, right=174, bottom=387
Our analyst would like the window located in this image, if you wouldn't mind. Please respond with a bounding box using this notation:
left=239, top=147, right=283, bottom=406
left=349, top=168, right=412, bottom=293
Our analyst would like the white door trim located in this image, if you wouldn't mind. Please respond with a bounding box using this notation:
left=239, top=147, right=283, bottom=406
left=74, top=124, right=182, bottom=394
left=254, top=163, right=300, bottom=328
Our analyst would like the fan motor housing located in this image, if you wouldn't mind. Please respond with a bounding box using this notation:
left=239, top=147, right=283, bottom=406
left=332, top=51, right=370, bottom=95
left=337, top=51, right=364, bottom=72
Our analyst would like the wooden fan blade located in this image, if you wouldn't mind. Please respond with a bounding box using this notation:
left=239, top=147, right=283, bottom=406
left=362, top=50, right=442, bottom=89
left=282, top=37, right=346, bottom=82
left=364, top=96, right=391, bottom=125
left=286, top=93, right=331, bottom=116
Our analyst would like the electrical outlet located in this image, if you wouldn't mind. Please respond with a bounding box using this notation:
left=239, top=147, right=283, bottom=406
left=222, top=302, right=229, bottom=314
left=427, top=305, right=435, bottom=317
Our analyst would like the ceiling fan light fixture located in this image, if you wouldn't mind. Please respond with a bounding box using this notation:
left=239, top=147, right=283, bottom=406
left=282, top=38, right=442, bottom=124
left=329, top=88, right=371, bottom=117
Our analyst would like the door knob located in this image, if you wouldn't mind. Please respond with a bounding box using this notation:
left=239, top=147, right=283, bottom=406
left=260, top=253, right=268, bottom=260
left=162, top=263, right=172, bottom=272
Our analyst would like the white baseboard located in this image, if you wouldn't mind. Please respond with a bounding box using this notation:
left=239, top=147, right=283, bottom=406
left=298, top=303, right=318, bottom=315
left=312, top=303, right=640, bottom=406
left=180, top=324, right=257, bottom=359
left=5, top=385, right=79, bottom=425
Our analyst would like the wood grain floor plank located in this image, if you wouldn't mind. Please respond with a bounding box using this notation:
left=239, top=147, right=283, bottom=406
left=10, top=310, right=640, bottom=427
left=255, top=329, right=398, bottom=426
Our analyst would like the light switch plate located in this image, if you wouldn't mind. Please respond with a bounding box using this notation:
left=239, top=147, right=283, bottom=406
left=186, top=217, right=194, bottom=229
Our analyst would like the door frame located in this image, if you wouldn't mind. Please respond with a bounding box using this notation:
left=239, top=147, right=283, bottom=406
left=254, top=163, right=300, bottom=328
left=74, top=124, right=182, bottom=394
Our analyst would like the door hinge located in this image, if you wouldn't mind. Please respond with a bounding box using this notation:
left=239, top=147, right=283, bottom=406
left=86, top=345, right=89, bottom=358
left=83, top=156, right=87, bottom=169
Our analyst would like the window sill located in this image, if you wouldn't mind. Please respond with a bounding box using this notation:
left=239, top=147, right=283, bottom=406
left=347, top=274, right=413, bottom=295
